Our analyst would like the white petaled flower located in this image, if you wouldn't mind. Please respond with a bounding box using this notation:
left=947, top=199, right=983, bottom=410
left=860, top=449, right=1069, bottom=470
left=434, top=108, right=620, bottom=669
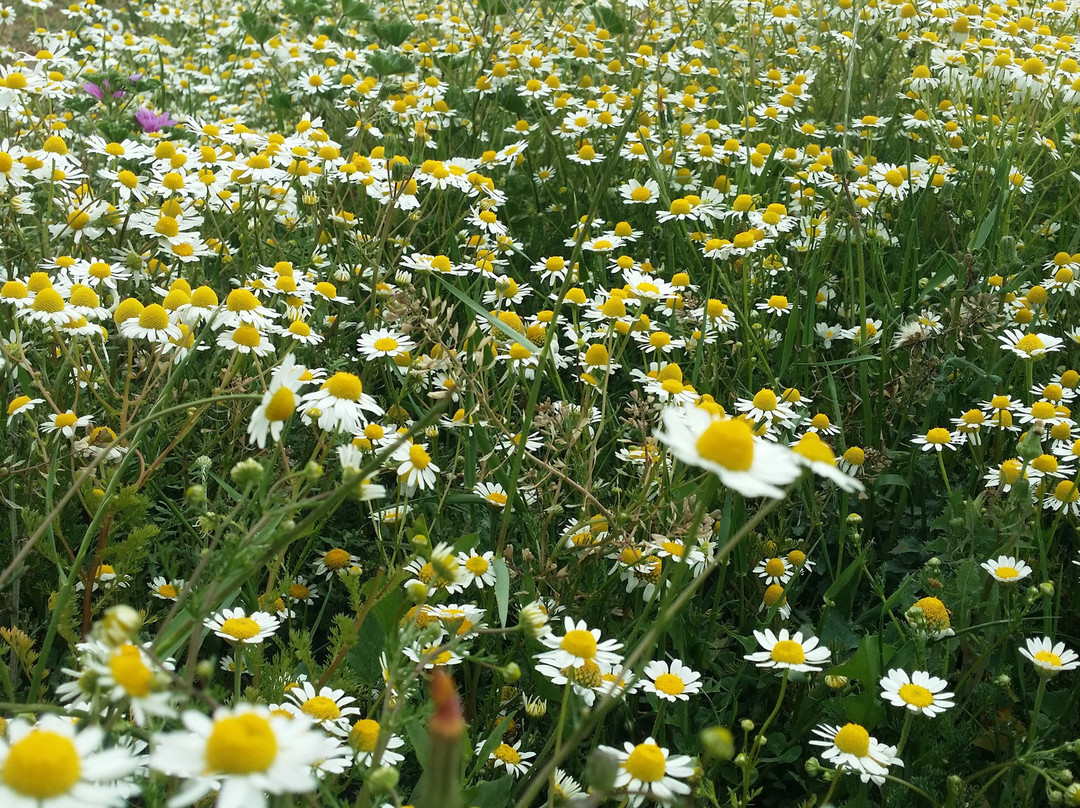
left=348, top=719, right=405, bottom=767
left=89, top=642, right=177, bottom=723
left=149, top=704, right=341, bottom=808
left=598, top=737, right=695, bottom=807
left=809, top=723, right=902, bottom=785
left=1020, top=636, right=1080, bottom=675
left=118, top=303, right=182, bottom=343
left=473, top=481, right=510, bottom=508
left=393, top=441, right=440, bottom=493
left=641, top=659, right=703, bottom=702
left=299, top=372, right=383, bottom=434
left=357, top=327, right=415, bottom=359
left=204, top=607, right=280, bottom=645
left=536, top=617, right=624, bottom=669
left=981, top=555, right=1033, bottom=583
left=879, top=669, right=955, bottom=717
left=454, top=549, right=497, bottom=589
left=0, top=714, right=142, bottom=808
left=753, top=557, right=793, bottom=585
left=284, top=682, right=362, bottom=736
left=248, top=354, right=307, bottom=448
left=655, top=406, right=801, bottom=498
left=478, top=739, right=535, bottom=777
left=744, top=628, right=831, bottom=672
left=999, top=329, right=1063, bottom=359
left=790, top=432, right=864, bottom=492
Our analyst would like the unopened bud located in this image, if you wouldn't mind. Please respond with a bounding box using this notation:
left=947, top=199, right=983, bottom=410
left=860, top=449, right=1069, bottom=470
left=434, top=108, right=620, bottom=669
left=701, top=726, right=735, bottom=760
left=98, top=605, right=141, bottom=646
left=824, top=674, right=848, bottom=689
left=740, top=718, right=755, bottom=732
left=501, top=662, right=521, bottom=683
left=229, top=458, right=264, bottom=487
left=303, top=460, right=323, bottom=482
left=366, top=765, right=400, bottom=795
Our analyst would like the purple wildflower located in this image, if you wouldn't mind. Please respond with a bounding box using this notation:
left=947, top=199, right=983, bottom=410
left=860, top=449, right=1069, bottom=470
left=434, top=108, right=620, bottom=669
left=134, top=108, right=178, bottom=133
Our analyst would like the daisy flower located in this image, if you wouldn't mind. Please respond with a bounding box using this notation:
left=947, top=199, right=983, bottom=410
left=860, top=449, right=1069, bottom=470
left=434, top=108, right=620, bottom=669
left=810, top=722, right=902, bottom=785
left=598, top=737, right=694, bottom=806
left=313, top=547, right=361, bottom=580
left=999, top=329, right=1063, bottom=359
left=641, top=659, right=703, bottom=702
left=911, top=427, right=961, bottom=452
left=40, top=410, right=92, bottom=438
left=90, top=642, right=176, bottom=723
left=473, top=481, right=510, bottom=508
left=299, top=372, right=383, bottom=434
left=655, top=406, right=801, bottom=498
left=454, top=549, right=497, bottom=589
left=981, top=555, right=1033, bottom=583
left=287, top=577, right=319, bottom=605
left=357, top=328, right=414, bottom=359
left=479, top=740, right=535, bottom=777
left=1020, top=636, right=1080, bottom=674
left=348, top=719, right=405, bottom=767
left=393, top=441, right=440, bottom=493
left=0, top=714, right=141, bottom=807
left=149, top=705, right=340, bottom=808
left=284, top=682, right=361, bottom=736
left=204, top=608, right=279, bottom=645
left=118, top=303, right=181, bottom=343
left=791, top=432, right=864, bottom=492
left=248, top=354, right=307, bottom=448
left=744, top=628, right=831, bottom=672
left=149, top=576, right=183, bottom=601
left=754, top=557, right=794, bottom=585
left=536, top=617, right=624, bottom=670
left=879, top=669, right=955, bottom=716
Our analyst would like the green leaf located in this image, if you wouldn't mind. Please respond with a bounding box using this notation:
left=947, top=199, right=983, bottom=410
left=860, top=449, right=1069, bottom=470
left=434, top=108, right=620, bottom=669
left=371, top=21, right=414, bottom=46
left=367, top=52, right=414, bottom=77
left=405, top=716, right=430, bottom=768
left=467, top=775, right=514, bottom=808
left=493, top=558, right=510, bottom=627
left=342, top=0, right=373, bottom=20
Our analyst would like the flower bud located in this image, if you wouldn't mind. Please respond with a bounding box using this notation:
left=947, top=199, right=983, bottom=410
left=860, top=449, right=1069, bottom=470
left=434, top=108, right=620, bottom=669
left=405, top=579, right=429, bottom=603
left=303, top=460, right=323, bottom=482
left=366, top=765, right=400, bottom=795
left=824, top=674, right=848, bottom=689
left=740, top=718, right=755, bottom=732
left=185, top=484, right=206, bottom=507
left=229, top=458, right=264, bottom=487
left=701, top=726, right=735, bottom=760
left=501, top=662, right=521, bottom=683
left=98, top=605, right=141, bottom=646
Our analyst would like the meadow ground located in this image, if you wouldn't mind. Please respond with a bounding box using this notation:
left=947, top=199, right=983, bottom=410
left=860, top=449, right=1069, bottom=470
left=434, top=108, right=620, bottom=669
left=1, top=0, right=1080, bottom=806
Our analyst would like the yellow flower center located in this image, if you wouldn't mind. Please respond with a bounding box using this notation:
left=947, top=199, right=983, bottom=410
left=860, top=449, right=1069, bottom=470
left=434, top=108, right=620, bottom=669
left=323, top=548, right=351, bottom=569
left=466, top=556, right=489, bottom=574
left=925, top=428, right=951, bottom=444
left=833, top=723, right=870, bottom=757
left=794, top=433, right=838, bottom=465
left=1035, top=650, right=1063, bottom=668
left=138, top=304, right=170, bottom=330
left=54, top=412, right=78, bottom=429
left=623, top=742, right=666, bottom=782
left=898, top=683, right=934, bottom=708
left=288, top=583, right=309, bottom=599
left=233, top=324, right=261, bottom=347
left=226, top=288, right=257, bottom=312
left=205, top=714, right=278, bottom=774
left=155, top=216, right=179, bottom=238
left=765, top=558, right=786, bottom=577
left=219, top=617, right=261, bottom=640
left=770, top=639, right=806, bottom=664
left=1015, top=334, right=1045, bottom=354
left=994, top=566, right=1019, bottom=579
left=301, top=696, right=341, bottom=722
left=109, top=645, right=153, bottom=697
left=157, top=584, right=178, bottom=598
left=653, top=673, right=686, bottom=696
left=409, top=444, right=431, bottom=469
left=788, top=550, right=807, bottom=565
left=763, top=583, right=786, bottom=607
left=914, top=597, right=950, bottom=630
left=264, top=387, right=296, bottom=422
left=1, top=730, right=81, bottom=798
left=493, top=743, right=522, bottom=764
left=324, top=372, right=363, bottom=400
left=695, top=419, right=755, bottom=471
left=560, top=629, right=598, bottom=659
left=349, top=718, right=380, bottom=751
left=373, top=336, right=399, bottom=352
left=32, top=287, right=65, bottom=313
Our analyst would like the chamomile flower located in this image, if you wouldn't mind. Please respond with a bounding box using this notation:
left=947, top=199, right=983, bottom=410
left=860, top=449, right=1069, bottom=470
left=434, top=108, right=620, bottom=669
left=300, top=372, right=383, bottom=433
left=641, top=659, right=703, bottom=702
left=879, top=669, right=955, bottom=716
left=357, top=328, right=414, bottom=359
left=745, top=628, right=831, bottom=672
left=348, top=719, right=405, bottom=767
left=284, top=682, right=361, bottom=736
left=150, top=705, right=340, bottom=808
left=149, top=576, right=183, bottom=601
left=810, top=722, right=902, bottom=785
left=982, top=555, right=1033, bottom=583
left=480, top=740, right=534, bottom=777
left=598, top=737, right=694, bottom=806
left=537, top=617, right=624, bottom=669
left=454, top=549, right=497, bottom=589
left=313, top=547, right=361, bottom=580
left=1020, top=636, right=1080, bottom=674
left=204, top=608, right=279, bottom=645
left=655, top=407, right=801, bottom=498
left=0, top=714, right=141, bottom=808
left=999, top=329, right=1063, bottom=359
left=392, top=440, right=440, bottom=493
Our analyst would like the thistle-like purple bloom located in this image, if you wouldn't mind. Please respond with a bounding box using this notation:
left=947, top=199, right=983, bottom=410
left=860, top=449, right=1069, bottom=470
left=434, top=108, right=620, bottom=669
left=83, top=80, right=125, bottom=100
left=135, top=108, right=178, bottom=133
